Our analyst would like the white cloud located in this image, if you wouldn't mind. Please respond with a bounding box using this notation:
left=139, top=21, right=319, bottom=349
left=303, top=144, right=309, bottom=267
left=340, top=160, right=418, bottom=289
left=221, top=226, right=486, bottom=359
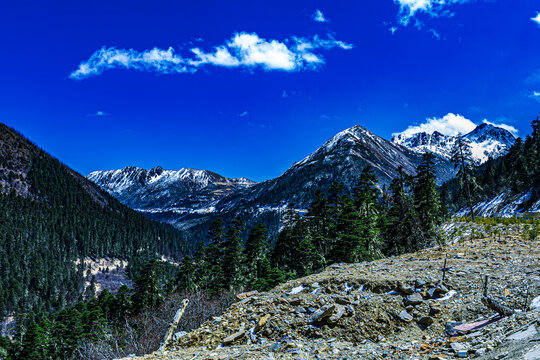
left=238, top=111, right=248, bottom=117
left=394, top=113, right=477, bottom=137
left=394, top=113, right=519, bottom=138
left=70, top=32, right=353, bottom=79
left=482, top=119, right=518, bottom=135
left=88, top=110, right=107, bottom=117
left=393, top=0, right=471, bottom=26
left=530, top=91, right=540, bottom=102
left=532, top=12, right=540, bottom=26
left=313, top=9, right=328, bottom=23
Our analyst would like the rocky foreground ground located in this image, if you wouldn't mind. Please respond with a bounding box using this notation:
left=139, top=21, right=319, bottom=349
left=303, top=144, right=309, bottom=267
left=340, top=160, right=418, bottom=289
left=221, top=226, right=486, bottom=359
left=124, top=222, right=540, bottom=359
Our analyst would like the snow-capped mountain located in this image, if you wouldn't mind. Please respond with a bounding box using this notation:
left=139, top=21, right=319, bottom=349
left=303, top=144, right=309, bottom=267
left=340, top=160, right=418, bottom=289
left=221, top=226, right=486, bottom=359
left=87, top=125, right=454, bottom=242
left=392, top=123, right=516, bottom=164
left=87, top=166, right=255, bottom=214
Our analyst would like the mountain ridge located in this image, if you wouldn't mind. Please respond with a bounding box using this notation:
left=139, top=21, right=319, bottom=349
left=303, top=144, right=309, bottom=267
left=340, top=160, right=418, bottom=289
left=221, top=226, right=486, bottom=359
left=392, top=122, right=516, bottom=164
left=87, top=124, right=455, bottom=241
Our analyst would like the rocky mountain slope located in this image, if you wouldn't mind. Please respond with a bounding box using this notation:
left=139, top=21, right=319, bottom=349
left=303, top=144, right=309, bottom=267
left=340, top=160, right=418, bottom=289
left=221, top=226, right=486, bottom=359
left=392, top=123, right=516, bottom=164
left=125, top=221, right=540, bottom=359
left=88, top=125, right=454, bottom=241
left=87, top=166, right=255, bottom=214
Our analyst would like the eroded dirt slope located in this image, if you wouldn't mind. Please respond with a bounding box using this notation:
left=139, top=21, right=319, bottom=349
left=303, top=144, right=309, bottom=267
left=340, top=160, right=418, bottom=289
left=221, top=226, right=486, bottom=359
left=125, top=223, right=540, bottom=359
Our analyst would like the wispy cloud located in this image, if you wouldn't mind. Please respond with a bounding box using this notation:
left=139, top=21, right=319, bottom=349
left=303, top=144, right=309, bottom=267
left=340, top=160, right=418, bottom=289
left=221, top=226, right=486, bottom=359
left=88, top=110, right=107, bottom=117
left=313, top=9, right=328, bottom=23
left=393, top=112, right=518, bottom=138
left=532, top=12, right=540, bottom=26
left=529, top=90, right=540, bottom=102
left=70, top=32, right=352, bottom=79
left=393, top=0, right=472, bottom=28
left=238, top=111, right=249, bottom=117
left=482, top=119, right=518, bottom=135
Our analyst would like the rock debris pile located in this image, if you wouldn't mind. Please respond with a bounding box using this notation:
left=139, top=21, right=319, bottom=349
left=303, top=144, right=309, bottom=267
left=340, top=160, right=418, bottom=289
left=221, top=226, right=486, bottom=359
left=125, top=223, right=540, bottom=359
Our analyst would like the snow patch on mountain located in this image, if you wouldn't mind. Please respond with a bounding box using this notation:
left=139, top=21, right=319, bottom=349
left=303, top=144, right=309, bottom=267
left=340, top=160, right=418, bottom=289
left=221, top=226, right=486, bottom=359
left=392, top=123, right=516, bottom=164
left=87, top=166, right=256, bottom=213
left=456, top=190, right=539, bottom=218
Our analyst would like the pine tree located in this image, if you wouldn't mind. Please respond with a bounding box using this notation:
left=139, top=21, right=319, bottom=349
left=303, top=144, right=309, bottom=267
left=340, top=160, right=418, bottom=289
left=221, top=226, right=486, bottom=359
left=450, top=134, right=475, bottom=218
left=131, top=259, right=163, bottom=314
left=204, top=218, right=226, bottom=291
left=304, top=190, right=332, bottom=265
left=383, top=167, right=425, bottom=254
left=19, top=320, right=48, bottom=360
left=330, top=195, right=366, bottom=263
left=414, top=152, right=443, bottom=240
left=176, top=255, right=198, bottom=291
left=353, top=166, right=383, bottom=259
left=530, top=117, right=540, bottom=195
left=221, top=216, right=245, bottom=290
left=243, top=223, right=270, bottom=288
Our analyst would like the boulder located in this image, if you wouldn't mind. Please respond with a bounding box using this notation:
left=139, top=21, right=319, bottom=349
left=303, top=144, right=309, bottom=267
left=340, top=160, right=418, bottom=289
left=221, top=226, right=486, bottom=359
left=309, top=304, right=336, bottom=323
left=404, top=293, right=423, bottom=306
left=398, top=310, right=413, bottom=322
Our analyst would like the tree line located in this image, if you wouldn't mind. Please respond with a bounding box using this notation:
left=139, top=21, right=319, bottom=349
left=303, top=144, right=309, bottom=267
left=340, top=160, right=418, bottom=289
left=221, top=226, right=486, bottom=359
left=176, top=151, right=445, bottom=294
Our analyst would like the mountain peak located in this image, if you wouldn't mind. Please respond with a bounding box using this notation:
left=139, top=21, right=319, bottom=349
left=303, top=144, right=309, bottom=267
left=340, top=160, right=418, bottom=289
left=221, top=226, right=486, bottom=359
left=392, top=122, right=516, bottom=164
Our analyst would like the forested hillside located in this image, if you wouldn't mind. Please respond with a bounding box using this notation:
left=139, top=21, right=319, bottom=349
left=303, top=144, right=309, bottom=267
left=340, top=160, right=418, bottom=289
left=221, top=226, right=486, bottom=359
left=443, top=118, right=540, bottom=216
left=0, top=123, right=190, bottom=327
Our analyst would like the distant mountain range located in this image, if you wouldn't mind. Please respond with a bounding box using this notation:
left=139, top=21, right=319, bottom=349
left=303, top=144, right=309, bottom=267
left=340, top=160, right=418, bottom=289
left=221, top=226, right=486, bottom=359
left=88, top=123, right=515, bottom=242
left=87, top=167, right=255, bottom=215
left=392, top=122, right=516, bottom=164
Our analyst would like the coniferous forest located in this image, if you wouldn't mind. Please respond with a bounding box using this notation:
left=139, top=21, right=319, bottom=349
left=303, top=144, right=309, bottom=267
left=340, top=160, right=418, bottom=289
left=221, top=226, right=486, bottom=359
left=0, top=124, right=190, bottom=353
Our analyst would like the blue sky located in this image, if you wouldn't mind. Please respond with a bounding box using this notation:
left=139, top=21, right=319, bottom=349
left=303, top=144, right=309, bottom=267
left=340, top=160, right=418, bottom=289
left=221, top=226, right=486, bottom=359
left=1, top=0, right=540, bottom=181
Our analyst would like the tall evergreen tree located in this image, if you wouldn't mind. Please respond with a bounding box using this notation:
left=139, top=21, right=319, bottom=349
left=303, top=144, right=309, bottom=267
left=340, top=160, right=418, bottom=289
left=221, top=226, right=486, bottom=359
left=221, top=216, right=245, bottom=290
left=243, top=223, right=270, bottom=288
left=450, top=134, right=475, bottom=218
left=352, top=166, right=383, bottom=259
left=383, top=167, right=425, bottom=254
left=330, top=195, right=367, bottom=263
left=131, top=259, right=163, bottom=314
left=414, top=152, right=443, bottom=239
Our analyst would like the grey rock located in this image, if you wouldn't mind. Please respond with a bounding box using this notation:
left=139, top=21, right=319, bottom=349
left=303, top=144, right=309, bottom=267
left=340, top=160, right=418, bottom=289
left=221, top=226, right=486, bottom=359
left=336, top=296, right=352, bottom=305
left=310, top=304, right=336, bottom=323
left=398, top=310, right=413, bottom=322
left=506, top=325, right=537, bottom=341
left=327, top=305, right=345, bottom=325
left=436, top=283, right=449, bottom=294
left=398, top=283, right=414, bottom=295
left=404, top=293, right=423, bottom=306
left=418, top=316, right=434, bottom=326
left=451, top=342, right=469, bottom=352
left=222, top=329, right=245, bottom=345
left=475, top=348, right=487, bottom=356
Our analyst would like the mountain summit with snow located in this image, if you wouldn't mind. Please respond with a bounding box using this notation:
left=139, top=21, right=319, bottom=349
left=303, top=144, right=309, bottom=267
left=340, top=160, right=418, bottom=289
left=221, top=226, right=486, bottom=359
left=392, top=123, right=516, bottom=164
left=87, top=166, right=255, bottom=214
left=87, top=124, right=455, bottom=241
